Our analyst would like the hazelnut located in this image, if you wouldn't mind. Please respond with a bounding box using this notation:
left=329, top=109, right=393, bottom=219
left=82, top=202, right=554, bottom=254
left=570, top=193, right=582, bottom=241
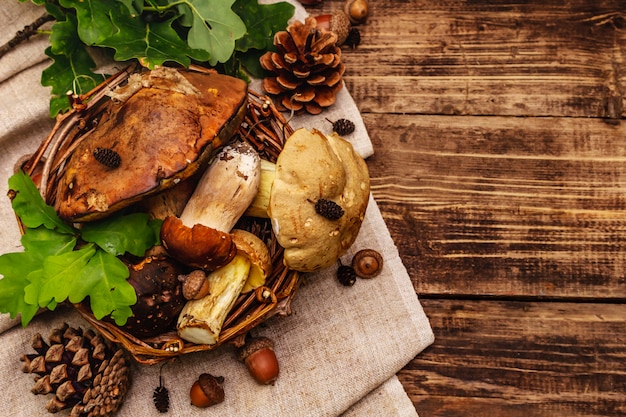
left=315, top=11, right=352, bottom=46
left=189, top=373, right=225, bottom=408
left=351, top=249, right=383, bottom=278
left=344, top=0, right=369, bottom=25
left=178, top=270, right=210, bottom=300
left=236, top=336, right=280, bottom=385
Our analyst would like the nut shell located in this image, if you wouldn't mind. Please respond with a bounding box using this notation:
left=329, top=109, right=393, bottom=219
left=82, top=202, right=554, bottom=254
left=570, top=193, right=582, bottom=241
left=236, top=337, right=279, bottom=385
left=344, top=0, right=369, bottom=24
left=351, top=249, right=383, bottom=278
left=190, top=373, right=225, bottom=408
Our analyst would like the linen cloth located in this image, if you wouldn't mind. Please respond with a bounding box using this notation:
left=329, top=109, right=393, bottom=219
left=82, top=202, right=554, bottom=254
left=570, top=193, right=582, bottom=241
left=0, top=2, right=435, bottom=416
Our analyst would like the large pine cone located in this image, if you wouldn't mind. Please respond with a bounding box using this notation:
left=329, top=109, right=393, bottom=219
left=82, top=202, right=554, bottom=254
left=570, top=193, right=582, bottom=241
left=260, top=17, right=345, bottom=115
left=20, top=323, right=131, bottom=417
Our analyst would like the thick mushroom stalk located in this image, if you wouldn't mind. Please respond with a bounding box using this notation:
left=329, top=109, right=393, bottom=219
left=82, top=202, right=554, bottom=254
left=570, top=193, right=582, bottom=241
left=160, top=141, right=261, bottom=271
left=177, top=230, right=272, bottom=345
left=245, top=128, right=370, bottom=272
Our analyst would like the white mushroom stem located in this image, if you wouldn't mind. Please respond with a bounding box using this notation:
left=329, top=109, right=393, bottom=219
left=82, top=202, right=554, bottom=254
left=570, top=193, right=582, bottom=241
left=176, top=229, right=272, bottom=344
left=180, top=141, right=261, bottom=230
left=245, top=159, right=275, bottom=219
left=177, top=254, right=251, bottom=345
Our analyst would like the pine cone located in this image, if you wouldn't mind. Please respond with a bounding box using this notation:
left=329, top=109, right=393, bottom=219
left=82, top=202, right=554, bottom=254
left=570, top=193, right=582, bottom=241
left=20, top=323, right=131, bottom=417
left=260, top=17, right=346, bottom=115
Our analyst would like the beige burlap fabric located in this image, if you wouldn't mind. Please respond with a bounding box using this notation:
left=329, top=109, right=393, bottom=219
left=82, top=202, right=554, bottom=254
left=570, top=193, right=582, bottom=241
left=0, top=2, right=434, bottom=416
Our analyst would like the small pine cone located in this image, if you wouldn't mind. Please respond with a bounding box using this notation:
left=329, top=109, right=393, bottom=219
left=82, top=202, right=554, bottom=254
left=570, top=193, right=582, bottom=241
left=315, top=198, right=345, bottom=220
left=93, top=147, right=121, bottom=169
left=344, top=27, right=361, bottom=49
left=260, top=17, right=346, bottom=115
left=337, top=264, right=357, bottom=286
left=329, top=118, right=355, bottom=136
left=20, top=323, right=131, bottom=417
left=153, top=384, right=170, bottom=413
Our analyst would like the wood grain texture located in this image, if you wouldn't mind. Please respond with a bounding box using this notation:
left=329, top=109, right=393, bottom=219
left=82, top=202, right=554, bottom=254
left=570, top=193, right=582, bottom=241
left=336, top=0, right=626, bottom=118
left=402, top=299, right=626, bottom=417
left=364, top=113, right=626, bottom=298
left=311, top=0, right=626, bottom=414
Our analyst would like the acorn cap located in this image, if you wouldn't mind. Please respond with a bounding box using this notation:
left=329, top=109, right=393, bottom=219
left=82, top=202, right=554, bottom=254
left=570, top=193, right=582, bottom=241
left=55, top=67, right=248, bottom=222
left=236, top=336, right=275, bottom=362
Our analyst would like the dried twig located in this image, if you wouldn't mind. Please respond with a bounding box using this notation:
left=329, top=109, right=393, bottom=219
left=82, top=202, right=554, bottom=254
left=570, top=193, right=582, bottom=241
left=0, top=13, right=54, bottom=59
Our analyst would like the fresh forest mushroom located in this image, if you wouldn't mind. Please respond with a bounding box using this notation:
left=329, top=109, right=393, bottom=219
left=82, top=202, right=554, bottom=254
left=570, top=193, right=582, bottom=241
left=231, top=229, right=272, bottom=293
left=55, top=67, right=248, bottom=222
left=100, top=256, right=187, bottom=338
left=245, top=128, right=370, bottom=272
left=160, top=141, right=261, bottom=271
left=177, top=229, right=272, bottom=345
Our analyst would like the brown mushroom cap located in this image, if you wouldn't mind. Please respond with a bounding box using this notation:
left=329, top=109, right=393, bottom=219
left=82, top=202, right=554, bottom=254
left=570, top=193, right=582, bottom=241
left=268, top=128, right=370, bottom=272
left=160, top=216, right=237, bottom=271
left=55, top=67, right=248, bottom=222
left=230, top=229, right=272, bottom=293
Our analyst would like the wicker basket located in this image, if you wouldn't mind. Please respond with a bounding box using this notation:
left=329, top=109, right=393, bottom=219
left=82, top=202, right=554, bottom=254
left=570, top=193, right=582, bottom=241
left=18, top=66, right=300, bottom=365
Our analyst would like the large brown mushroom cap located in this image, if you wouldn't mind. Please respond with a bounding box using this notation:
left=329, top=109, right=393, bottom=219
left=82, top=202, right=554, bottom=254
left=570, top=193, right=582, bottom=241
left=268, top=128, right=370, bottom=272
left=54, top=67, right=248, bottom=222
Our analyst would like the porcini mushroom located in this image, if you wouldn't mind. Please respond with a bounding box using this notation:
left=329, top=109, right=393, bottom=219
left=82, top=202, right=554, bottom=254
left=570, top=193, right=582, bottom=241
left=245, top=128, right=370, bottom=272
left=160, top=141, right=261, bottom=271
left=55, top=67, right=248, bottom=222
left=177, top=230, right=272, bottom=345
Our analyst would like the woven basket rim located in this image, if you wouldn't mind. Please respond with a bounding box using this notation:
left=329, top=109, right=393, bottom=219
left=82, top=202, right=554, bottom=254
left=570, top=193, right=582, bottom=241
left=18, top=66, right=300, bottom=365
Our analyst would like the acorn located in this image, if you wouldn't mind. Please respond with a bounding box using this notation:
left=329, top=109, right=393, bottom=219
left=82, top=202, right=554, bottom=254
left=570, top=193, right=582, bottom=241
left=315, top=11, right=352, bottom=46
left=189, top=373, right=225, bottom=408
left=344, top=0, right=369, bottom=25
left=236, top=336, right=280, bottom=385
left=352, top=249, right=383, bottom=278
left=178, top=270, right=211, bottom=300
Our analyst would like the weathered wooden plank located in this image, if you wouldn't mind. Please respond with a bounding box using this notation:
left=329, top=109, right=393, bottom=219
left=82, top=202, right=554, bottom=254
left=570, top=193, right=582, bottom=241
left=363, top=113, right=626, bottom=298
left=399, top=299, right=626, bottom=417
left=319, top=0, right=626, bottom=117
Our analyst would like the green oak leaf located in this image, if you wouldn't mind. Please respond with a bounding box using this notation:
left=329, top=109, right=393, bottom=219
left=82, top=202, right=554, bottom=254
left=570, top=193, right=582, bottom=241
left=236, top=48, right=266, bottom=78
left=49, top=13, right=81, bottom=55
left=233, top=0, right=294, bottom=53
left=27, top=244, right=96, bottom=308
left=99, top=12, right=201, bottom=69
left=75, top=250, right=135, bottom=325
left=0, top=252, right=41, bottom=326
left=42, top=46, right=104, bottom=116
left=81, top=213, right=161, bottom=257
left=59, top=0, right=117, bottom=45
left=116, top=0, right=144, bottom=16
left=177, top=0, right=247, bottom=66
left=21, top=226, right=78, bottom=259
left=9, top=171, right=76, bottom=235
left=0, top=227, right=77, bottom=326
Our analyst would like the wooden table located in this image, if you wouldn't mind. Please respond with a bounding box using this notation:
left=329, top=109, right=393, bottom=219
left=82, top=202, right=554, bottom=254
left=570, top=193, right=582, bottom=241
left=311, top=0, right=626, bottom=415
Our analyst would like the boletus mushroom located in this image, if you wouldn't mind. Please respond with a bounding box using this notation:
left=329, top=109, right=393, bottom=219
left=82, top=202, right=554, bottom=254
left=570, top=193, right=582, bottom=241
left=160, top=141, right=262, bottom=272
left=177, top=229, right=272, bottom=345
left=54, top=66, right=248, bottom=222
left=246, top=128, right=370, bottom=272
left=101, top=255, right=187, bottom=338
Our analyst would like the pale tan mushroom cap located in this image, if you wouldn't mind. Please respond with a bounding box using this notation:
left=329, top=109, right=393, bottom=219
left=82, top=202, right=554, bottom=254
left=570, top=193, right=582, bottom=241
left=268, top=128, right=370, bottom=272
